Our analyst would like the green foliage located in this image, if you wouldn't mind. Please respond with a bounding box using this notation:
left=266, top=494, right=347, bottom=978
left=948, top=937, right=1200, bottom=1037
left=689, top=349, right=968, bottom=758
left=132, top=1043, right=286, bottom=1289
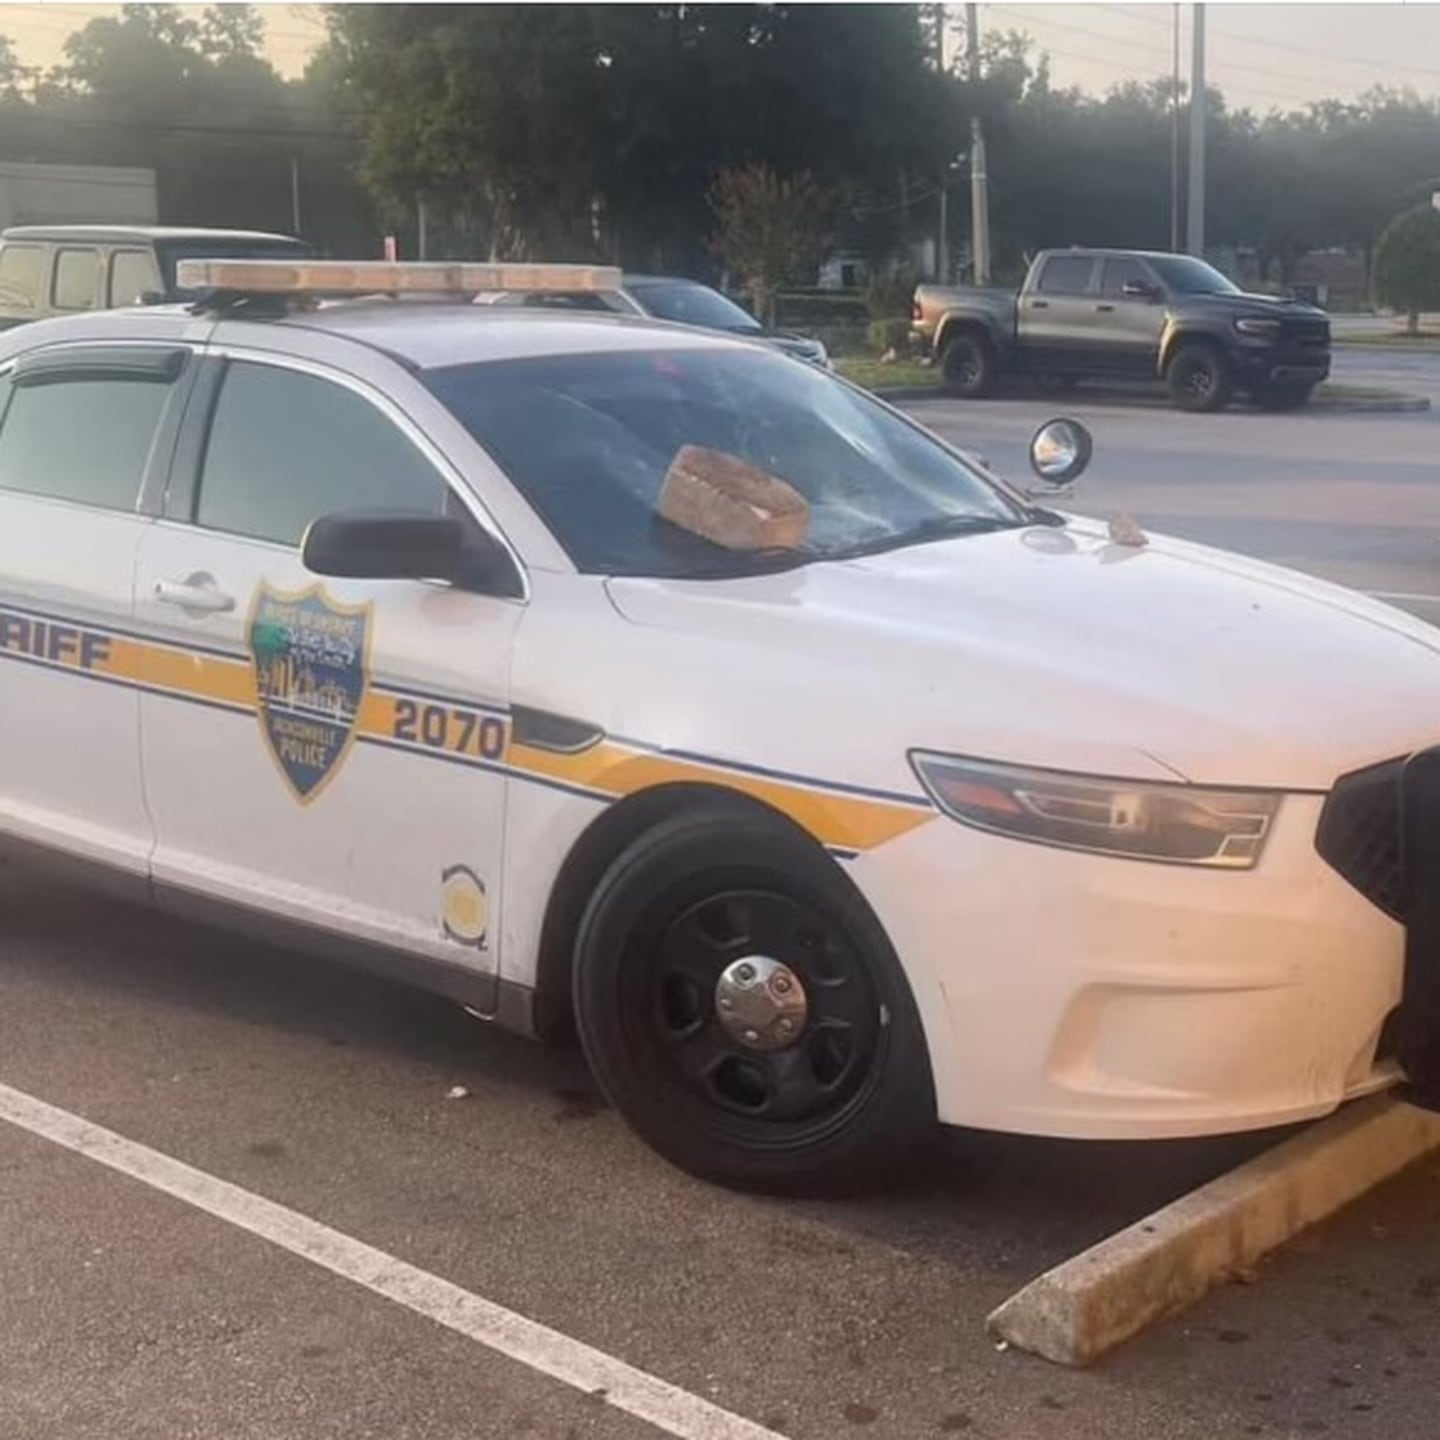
left=868, top=317, right=913, bottom=354
left=1374, top=206, right=1440, bottom=332
left=709, top=164, right=831, bottom=326
left=865, top=267, right=918, bottom=320
left=3, top=2, right=1440, bottom=298
left=0, top=33, right=33, bottom=98
left=324, top=4, right=953, bottom=271
left=773, top=290, right=867, bottom=327
left=0, top=5, right=375, bottom=254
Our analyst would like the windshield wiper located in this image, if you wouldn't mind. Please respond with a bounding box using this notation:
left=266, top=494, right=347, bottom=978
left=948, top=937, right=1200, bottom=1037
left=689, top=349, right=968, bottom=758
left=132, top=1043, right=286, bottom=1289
left=661, top=547, right=814, bottom=580
left=825, top=513, right=1025, bottom=561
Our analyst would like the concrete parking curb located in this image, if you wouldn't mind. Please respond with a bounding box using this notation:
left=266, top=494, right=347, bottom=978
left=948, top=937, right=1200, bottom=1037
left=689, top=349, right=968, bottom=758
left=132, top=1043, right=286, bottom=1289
left=1310, top=392, right=1431, bottom=414
left=986, top=1095, right=1440, bottom=1368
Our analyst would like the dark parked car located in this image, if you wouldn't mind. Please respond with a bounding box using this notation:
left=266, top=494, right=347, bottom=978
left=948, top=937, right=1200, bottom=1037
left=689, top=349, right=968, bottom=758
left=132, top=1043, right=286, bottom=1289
left=912, top=248, right=1331, bottom=412
left=479, top=273, right=832, bottom=368
left=0, top=225, right=311, bottom=328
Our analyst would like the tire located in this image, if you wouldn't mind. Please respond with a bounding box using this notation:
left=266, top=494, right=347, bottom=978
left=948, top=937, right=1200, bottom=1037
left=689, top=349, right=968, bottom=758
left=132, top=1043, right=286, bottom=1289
left=1253, top=383, right=1314, bottom=412
left=572, top=805, right=935, bottom=1195
left=939, top=328, right=997, bottom=398
left=1166, top=341, right=1233, bottom=413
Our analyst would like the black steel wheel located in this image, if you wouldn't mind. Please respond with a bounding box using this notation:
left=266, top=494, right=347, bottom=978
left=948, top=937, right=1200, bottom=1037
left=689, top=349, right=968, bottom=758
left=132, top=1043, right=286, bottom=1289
left=572, top=805, right=934, bottom=1194
left=939, top=329, right=997, bottom=398
left=1166, top=342, right=1233, bottom=413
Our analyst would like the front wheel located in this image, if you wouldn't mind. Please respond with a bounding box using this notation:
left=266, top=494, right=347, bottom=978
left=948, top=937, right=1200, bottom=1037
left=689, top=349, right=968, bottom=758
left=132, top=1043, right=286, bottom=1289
left=939, top=329, right=997, bottom=398
left=572, top=806, right=935, bottom=1195
left=1252, top=383, right=1314, bottom=412
left=1166, top=342, right=1233, bottom=413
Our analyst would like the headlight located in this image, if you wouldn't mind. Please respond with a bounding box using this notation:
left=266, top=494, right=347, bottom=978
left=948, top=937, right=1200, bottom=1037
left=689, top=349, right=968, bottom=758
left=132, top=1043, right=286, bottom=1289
left=1234, top=317, right=1282, bottom=338
left=909, top=753, right=1281, bottom=868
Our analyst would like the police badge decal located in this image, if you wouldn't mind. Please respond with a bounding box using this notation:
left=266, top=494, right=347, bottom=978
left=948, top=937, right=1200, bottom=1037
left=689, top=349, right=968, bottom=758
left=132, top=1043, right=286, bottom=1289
left=249, top=583, right=373, bottom=803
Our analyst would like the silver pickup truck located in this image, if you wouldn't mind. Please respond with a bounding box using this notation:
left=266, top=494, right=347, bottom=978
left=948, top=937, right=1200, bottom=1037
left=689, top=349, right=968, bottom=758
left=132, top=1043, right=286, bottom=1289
left=912, top=247, right=1331, bottom=413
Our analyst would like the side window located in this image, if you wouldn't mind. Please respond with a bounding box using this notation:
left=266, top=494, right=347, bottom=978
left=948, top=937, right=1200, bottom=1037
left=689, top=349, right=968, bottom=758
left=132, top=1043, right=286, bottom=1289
left=110, top=249, right=161, bottom=307
left=0, top=245, right=46, bottom=315
left=1037, top=256, right=1095, bottom=295
left=1101, top=257, right=1154, bottom=297
left=52, top=249, right=102, bottom=311
left=0, top=368, right=171, bottom=512
left=195, top=361, right=449, bottom=546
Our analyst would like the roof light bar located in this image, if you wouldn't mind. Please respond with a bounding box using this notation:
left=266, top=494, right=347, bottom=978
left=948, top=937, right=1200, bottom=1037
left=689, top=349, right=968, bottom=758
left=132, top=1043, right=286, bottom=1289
left=175, top=258, right=622, bottom=297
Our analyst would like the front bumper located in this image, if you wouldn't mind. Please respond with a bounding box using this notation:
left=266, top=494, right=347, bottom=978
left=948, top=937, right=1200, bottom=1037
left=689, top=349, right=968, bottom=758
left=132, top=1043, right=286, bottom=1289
left=1233, top=344, right=1331, bottom=388
left=849, top=794, right=1402, bottom=1138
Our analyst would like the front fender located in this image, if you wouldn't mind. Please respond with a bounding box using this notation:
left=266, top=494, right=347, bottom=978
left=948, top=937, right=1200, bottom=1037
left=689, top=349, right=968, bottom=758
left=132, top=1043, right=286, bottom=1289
left=1158, top=316, right=1231, bottom=373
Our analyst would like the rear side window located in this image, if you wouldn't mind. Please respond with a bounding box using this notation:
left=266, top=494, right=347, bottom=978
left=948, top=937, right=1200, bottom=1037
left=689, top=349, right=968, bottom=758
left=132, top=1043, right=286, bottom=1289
left=0, top=370, right=171, bottom=511
left=53, top=248, right=101, bottom=311
left=195, top=361, right=448, bottom=546
left=0, top=245, right=46, bottom=314
left=110, top=249, right=160, bottom=307
left=1100, top=257, right=1154, bottom=297
left=1037, top=256, right=1095, bottom=295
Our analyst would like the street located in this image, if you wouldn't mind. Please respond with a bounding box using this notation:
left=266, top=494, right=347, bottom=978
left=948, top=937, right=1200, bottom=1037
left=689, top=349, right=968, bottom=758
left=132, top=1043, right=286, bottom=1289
left=3, top=345, right=1440, bottom=1440
left=906, top=346, right=1440, bottom=613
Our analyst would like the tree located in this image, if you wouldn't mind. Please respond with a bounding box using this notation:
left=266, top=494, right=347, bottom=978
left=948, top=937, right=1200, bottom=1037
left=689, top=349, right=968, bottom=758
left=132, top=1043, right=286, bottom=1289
left=709, top=164, right=830, bottom=325
left=325, top=4, right=952, bottom=271
left=199, top=4, right=264, bottom=61
left=1374, top=205, right=1440, bottom=333
left=0, top=33, right=34, bottom=99
left=324, top=5, right=607, bottom=259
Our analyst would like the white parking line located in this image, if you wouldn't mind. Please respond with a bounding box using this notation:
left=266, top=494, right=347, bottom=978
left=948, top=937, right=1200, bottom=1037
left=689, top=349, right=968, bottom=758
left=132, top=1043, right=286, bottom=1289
left=1370, top=590, right=1440, bottom=606
left=0, top=1081, right=786, bottom=1440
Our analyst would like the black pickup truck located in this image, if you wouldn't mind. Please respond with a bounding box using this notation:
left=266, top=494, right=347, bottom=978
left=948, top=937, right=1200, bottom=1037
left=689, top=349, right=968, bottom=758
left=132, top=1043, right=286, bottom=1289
left=912, top=248, right=1331, bottom=412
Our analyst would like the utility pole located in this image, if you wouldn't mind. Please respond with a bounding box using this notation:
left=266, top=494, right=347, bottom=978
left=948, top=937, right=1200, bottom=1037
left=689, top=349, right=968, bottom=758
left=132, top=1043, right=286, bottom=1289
left=1186, top=2, right=1206, bottom=257
left=966, top=1, right=991, bottom=285
left=935, top=3, right=948, bottom=283
left=1170, top=3, right=1181, bottom=251
left=289, top=155, right=302, bottom=236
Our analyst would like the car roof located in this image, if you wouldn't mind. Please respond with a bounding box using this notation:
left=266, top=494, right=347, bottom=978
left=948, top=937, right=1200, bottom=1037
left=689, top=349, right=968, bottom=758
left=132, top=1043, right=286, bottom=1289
left=269, top=302, right=761, bottom=369
left=0, top=225, right=304, bottom=245
left=1041, top=248, right=1189, bottom=261
left=0, top=295, right=768, bottom=371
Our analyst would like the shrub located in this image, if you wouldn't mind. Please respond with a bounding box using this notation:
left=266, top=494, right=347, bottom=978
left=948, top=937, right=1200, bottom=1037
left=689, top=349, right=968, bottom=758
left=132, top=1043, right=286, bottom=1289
left=865, top=267, right=917, bottom=321
left=868, top=317, right=913, bottom=354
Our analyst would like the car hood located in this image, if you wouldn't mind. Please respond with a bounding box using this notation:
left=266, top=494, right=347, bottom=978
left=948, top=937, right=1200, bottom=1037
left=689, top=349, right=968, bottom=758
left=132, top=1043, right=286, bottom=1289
left=605, top=517, right=1440, bottom=792
left=1182, top=291, right=1329, bottom=323
left=760, top=330, right=828, bottom=360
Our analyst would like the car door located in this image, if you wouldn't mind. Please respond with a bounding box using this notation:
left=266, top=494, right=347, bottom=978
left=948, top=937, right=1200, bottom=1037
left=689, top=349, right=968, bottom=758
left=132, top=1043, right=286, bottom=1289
left=1091, top=256, right=1168, bottom=375
left=134, top=346, right=523, bottom=994
left=0, top=240, right=48, bottom=329
left=1018, top=254, right=1101, bottom=373
left=0, top=341, right=194, bottom=880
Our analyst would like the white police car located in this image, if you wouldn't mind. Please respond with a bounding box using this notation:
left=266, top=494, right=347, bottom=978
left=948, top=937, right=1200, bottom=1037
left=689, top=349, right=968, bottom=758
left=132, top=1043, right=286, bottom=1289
left=0, top=259, right=1436, bottom=1194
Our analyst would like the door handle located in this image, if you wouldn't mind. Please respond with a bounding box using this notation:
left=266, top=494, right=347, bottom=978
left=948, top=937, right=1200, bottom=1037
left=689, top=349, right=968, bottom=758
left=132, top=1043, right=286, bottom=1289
left=1096, top=303, right=1115, bottom=312
left=1029, top=299, right=1049, bottom=309
left=154, top=574, right=236, bottom=615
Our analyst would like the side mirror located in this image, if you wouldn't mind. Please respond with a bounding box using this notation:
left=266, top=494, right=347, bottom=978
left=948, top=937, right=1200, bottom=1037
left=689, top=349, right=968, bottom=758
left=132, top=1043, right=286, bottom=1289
left=1028, top=418, right=1093, bottom=487
left=302, top=510, right=520, bottom=596
left=1121, top=279, right=1160, bottom=301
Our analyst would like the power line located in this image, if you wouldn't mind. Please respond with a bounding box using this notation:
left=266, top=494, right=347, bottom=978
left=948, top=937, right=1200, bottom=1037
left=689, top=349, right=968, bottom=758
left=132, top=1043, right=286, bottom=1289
left=24, top=112, right=357, bottom=142
left=1208, top=19, right=1440, bottom=85
left=988, top=6, right=1367, bottom=111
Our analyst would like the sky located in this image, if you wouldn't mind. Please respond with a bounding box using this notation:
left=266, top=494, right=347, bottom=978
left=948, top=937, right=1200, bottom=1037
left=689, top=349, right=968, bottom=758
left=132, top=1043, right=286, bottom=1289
left=2, top=1, right=1439, bottom=115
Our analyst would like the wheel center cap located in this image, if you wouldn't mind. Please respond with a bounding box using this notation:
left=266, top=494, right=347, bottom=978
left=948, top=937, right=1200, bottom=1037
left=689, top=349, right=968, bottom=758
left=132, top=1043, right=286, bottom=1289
left=714, top=955, right=808, bottom=1052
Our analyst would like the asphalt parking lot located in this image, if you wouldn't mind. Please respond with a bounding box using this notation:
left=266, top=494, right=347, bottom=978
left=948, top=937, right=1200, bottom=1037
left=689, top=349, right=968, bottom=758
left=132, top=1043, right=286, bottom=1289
left=4, top=345, right=1440, bottom=1440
